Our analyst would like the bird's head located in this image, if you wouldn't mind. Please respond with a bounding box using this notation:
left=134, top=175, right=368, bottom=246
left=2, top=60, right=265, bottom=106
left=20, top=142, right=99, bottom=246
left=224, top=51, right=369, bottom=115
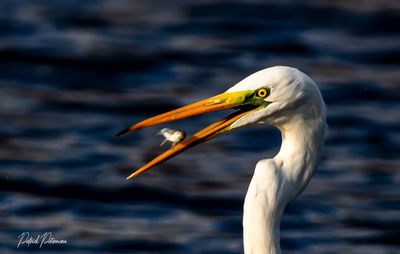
left=117, top=66, right=325, bottom=179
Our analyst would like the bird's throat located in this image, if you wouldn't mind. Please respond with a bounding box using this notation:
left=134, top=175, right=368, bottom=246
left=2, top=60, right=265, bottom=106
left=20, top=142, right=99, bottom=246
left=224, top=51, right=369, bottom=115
left=243, top=117, right=326, bottom=254
left=275, top=117, right=326, bottom=196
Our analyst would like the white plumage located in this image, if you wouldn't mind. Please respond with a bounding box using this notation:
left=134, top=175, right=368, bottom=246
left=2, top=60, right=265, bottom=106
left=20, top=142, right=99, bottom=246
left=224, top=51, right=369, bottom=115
left=230, top=67, right=326, bottom=254
left=118, top=66, right=326, bottom=254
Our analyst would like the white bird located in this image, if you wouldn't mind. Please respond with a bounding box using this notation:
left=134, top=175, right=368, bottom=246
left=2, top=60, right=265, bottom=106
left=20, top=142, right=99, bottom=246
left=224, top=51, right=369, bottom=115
left=117, top=66, right=326, bottom=254
left=157, top=128, right=186, bottom=147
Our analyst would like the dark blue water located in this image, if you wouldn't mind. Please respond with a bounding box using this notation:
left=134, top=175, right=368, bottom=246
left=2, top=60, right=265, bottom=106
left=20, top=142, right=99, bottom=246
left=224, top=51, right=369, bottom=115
left=1, top=1, right=399, bottom=253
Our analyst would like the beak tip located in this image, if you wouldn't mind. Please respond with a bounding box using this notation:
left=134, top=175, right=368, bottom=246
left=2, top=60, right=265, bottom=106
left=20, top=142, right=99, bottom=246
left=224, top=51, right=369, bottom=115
left=126, top=173, right=136, bottom=180
left=116, top=128, right=130, bottom=137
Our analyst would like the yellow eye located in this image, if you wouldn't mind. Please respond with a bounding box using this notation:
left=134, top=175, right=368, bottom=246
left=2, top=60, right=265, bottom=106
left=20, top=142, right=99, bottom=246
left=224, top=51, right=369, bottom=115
left=256, top=88, right=269, bottom=98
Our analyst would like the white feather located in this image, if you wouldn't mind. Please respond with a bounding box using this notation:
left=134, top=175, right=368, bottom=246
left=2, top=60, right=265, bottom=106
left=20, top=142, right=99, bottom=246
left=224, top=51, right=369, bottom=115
left=227, top=66, right=326, bottom=254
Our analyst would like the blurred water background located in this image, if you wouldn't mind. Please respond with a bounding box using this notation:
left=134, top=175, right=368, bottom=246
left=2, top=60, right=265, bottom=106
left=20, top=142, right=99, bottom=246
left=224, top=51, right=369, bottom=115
left=0, top=0, right=399, bottom=253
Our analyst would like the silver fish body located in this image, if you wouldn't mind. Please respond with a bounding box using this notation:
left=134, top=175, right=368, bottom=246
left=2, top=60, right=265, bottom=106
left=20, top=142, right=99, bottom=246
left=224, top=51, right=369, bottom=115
left=157, top=128, right=186, bottom=147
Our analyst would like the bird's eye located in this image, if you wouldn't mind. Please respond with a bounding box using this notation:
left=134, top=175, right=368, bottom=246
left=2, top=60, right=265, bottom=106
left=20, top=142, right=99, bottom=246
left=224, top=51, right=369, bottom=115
left=256, top=88, right=270, bottom=98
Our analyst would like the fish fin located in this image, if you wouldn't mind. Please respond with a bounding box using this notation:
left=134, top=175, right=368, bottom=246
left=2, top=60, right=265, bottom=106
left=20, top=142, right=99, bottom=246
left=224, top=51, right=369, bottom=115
left=160, top=139, right=167, bottom=146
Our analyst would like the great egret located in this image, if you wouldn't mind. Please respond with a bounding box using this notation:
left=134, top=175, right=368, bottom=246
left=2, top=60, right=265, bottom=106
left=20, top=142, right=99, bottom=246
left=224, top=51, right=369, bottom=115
left=117, top=66, right=326, bottom=254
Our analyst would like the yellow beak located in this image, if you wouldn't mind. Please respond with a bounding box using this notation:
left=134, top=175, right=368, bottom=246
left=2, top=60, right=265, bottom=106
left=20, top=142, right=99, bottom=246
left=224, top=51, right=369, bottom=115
left=117, top=90, right=256, bottom=179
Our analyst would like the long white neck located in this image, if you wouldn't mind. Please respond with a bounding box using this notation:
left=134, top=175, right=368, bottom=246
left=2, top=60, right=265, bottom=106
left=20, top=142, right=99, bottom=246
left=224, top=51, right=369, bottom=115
left=243, top=116, right=326, bottom=254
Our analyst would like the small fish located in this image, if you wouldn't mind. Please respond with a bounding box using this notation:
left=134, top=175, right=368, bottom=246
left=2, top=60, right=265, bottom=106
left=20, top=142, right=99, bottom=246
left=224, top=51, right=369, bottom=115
left=157, top=128, right=186, bottom=147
